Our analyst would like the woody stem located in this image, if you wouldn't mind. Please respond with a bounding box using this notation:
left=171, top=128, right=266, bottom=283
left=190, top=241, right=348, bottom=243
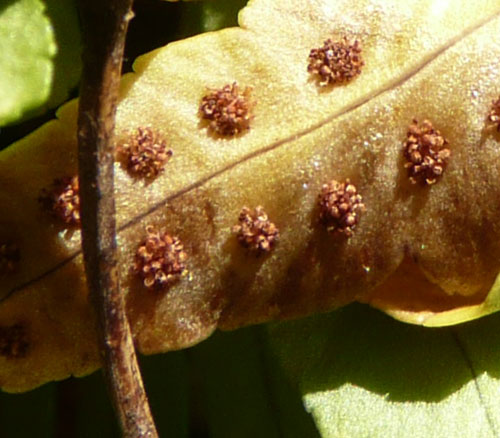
left=76, top=0, right=158, bottom=436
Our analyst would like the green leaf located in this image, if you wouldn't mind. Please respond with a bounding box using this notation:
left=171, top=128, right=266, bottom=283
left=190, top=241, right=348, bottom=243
left=186, top=326, right=319, bottom=438
left=267, top=304, right=500, bottom=438
left=0, top=0, right=81, bottom=127
left=1, top=0, right=500, bottom=393
left=189, top=0, right=249, bottom=33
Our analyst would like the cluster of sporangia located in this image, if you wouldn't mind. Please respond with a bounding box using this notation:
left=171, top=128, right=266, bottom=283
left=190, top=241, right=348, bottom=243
left=0, top=242, right=20, bottom=277
left=0, top=324, right=28, bottom=359
left=403, top=119, right=450, bottom=185
left=318, top=179, right=366, bottom=237
left=232, top=206, right=280, bottom=254
left=200, top=82, right=254, bottom=136
left=6, top=36, right=499, bottom=296
left=116, top=126, right=173, bottom=179
left=307, top=37, right=364, bottom=86
left=38, top=176, right=81, bottom=225
left=133, top=226, right=187, bottom=290
left=489, top=96, right=500, bottom=131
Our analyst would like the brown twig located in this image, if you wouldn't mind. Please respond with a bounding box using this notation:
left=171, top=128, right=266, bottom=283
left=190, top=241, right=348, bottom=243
left=76, top=1, right=158, bottom=437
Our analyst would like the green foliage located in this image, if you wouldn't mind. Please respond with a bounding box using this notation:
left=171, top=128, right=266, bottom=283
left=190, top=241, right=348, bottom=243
left=268, top=304, right=500, bottom=437
left=178, top=0, right=249, bottom=34
left=6, top=307, right=500, bottom=437
left=0, top=0, right=81, bottom=127
left=0, top=326, right=317, bottom=437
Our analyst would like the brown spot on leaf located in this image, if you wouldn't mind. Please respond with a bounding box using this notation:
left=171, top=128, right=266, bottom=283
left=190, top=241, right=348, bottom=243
left=308, top=37, right=364, bottom=86
left=318, top=179, right=365, bottom=237
left=403, top=119, right=450, bottom=185
left=134, top=226, right=187, bottom=290
left=232, top=206, right=279, bottom=255
left=0, top=324, right=29, bottom=359
left=199, top=82, right=254, bottom=136
left=0, top=242, right=20, bottom=276
left=117, top=126, right=172, bottom=178
left=488, top=96, right=500, bottom=131
left=39, top=176, right=81, bottom=225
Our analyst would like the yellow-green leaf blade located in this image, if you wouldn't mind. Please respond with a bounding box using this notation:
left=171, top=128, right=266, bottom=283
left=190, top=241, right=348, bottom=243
left=1, top=0, right=500, bottom=394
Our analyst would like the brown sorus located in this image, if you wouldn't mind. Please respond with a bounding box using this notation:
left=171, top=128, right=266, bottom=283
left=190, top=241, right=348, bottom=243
left=403, top=119, right=451, bottom=185
left=39, top=176, right=80, bottom=225
left=117, top=126, right=172, bottom=178
left=318, top=179, right=365, bottom=237
left=0, top=242, right=20, bottom=276
left=134, top=226, right=187, bottom=290
left=200, top=82, right=253, bottom=136
left=232, top=206, right=279, bottom=255
left=308, top=37, right=364, bottom=86
left=0, top=324, right=29, bottom=359
left=488, top=96, right=500, bottom=131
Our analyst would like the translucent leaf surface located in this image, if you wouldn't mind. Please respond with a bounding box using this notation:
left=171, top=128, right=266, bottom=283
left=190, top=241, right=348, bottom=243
left=0, top=0, right=81, bottom=126
left=267, top=305, right=500, bottom=438
left=1, top=0, right=500, bottom=392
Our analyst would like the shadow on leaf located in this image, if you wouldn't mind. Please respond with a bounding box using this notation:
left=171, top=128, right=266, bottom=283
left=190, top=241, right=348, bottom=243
left=266, top=303, right=500, bottom=403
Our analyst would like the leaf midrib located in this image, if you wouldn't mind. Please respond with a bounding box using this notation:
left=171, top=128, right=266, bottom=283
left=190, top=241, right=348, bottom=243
left=452, top=329, right=500, bottom=438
